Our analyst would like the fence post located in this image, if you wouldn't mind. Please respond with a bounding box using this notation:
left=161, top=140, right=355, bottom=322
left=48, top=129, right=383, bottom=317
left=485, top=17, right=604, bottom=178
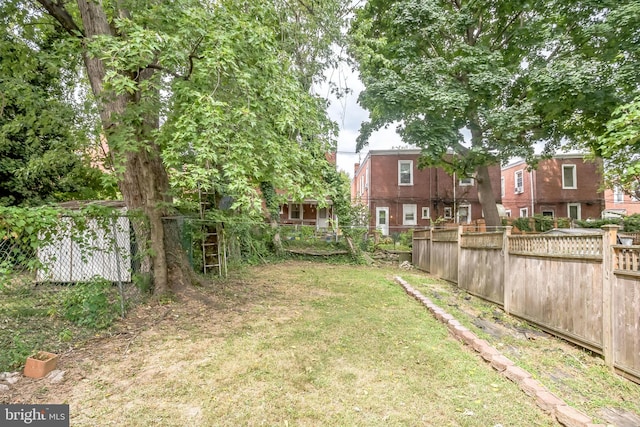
left=601, top=224, right=619, bottom=370
left=428, top=227, right=433, bottom=273
left=457, top=225, right=463, bottom=286
left=110, top=216, right=126, bottom=318
left=503, top=226, right=512, bottom=315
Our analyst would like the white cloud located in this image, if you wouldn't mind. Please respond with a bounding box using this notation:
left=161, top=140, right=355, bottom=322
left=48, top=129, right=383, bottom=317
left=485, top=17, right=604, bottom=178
left=322, top=65, right=406, bottom=178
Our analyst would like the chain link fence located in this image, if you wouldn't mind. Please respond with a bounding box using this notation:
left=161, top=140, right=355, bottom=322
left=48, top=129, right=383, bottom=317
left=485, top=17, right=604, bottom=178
left=0, top=213, right=143, bottom=320
left=0, top=210, right=150, bottom=370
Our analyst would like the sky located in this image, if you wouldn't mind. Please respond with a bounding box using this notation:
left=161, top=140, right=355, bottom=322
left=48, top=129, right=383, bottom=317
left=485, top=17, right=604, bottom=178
left=321, top=67, right=411, bottom=179
left=323, top=68, right=556, bottom=180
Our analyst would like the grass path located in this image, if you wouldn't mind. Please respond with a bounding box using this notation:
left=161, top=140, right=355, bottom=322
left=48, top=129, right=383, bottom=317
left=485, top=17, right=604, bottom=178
left=398, top=269, right=640, bottom=426
left=8, top=261, right=557, bottom=426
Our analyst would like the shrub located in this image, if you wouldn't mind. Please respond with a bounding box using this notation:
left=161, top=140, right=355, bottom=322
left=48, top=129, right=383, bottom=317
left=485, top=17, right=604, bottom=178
left=61, top=278, right=121, bottom=329
left=512, top=217, right=532, bottom=232
left=623, top=214, right=640, bottom=232
left=399, top=230, right=413, bottom=248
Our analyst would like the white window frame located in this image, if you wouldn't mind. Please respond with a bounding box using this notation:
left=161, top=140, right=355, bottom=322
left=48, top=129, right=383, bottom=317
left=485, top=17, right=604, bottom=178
left=421, top=207, right=430, bottom=219
left=567, top=203, right=581, bottom=220
left=562, top=164, right=577, bottom=189
left=403, top=204, right=417, bottom=226
left=459, top=177, right=474, bottom=186
left=515, top=170, right=524, bottom=194
left=505, top=209, right=512, bottom=218
left=614, top=187, right=624, bottom=203
left=376, top=207, right=389, bottom=236
left=542, top=210, right=554, bottom=217
left=444, top=207, right=453, bottom=219
left=365, top=167, right=369, bottom=189
left=501, top=177, right=505, bottom=198
left=519, top=207, right=528, bottom=217
left=289, top=203, right=302, bottom=220
left=457, top=204, right=471, bottom=224
left=398, top=160, right=413, bottom=186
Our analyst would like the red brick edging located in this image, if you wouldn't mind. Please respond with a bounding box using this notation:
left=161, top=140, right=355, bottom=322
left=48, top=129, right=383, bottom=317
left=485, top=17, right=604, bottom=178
left=394, top=276, right=605, bottom=427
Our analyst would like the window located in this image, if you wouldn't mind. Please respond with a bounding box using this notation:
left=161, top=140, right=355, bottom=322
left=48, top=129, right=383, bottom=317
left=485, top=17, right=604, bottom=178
left=378, top=210, right=387, bottom=225
left=568, top=203, right=581, bottom=220
left=403, top=204, right=417, bottom=226
left=444, top=207, right=453, bottom=219
left=421, top=207, right=430, bottom=219
left=614, top=187, right=624, bottom=203
left=501, top=177, right=505, bottom=198
left=519, top=207, right=528, bottom=217
left=289, top=203, right=302, bottom=220
left=505, top=210, right=512, bottom=218
left=515, top=170, right=524, bottom=193
left=398, top=160, right=413, bottom=185
left=459, top=177, right=474, bottom=186
left=542, top=210, right=554, bottom=217
left=457, top=204, right=471, bottom=224
left=562, top=164, right=577, bottom=189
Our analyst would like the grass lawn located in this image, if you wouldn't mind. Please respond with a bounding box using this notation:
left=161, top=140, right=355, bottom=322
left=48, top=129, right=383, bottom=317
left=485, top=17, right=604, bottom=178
left=397, top=269, right=640, bottom=426
left=3, top=261, right=559, bottom=426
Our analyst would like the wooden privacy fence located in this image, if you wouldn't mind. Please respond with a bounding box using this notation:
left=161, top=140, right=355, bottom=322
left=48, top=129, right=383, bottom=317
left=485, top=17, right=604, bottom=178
left=431, top=228, right=458, bottom=283
left=413, top=225, right=640, bottom=384
left=459, top=231, right=504, bottom=306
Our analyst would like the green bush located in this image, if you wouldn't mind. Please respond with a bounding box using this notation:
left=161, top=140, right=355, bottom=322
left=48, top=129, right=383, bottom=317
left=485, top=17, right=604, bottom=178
left=61, top=278, right=120, bottom=329
left=399, top=230, right=413, bottom=247
left=575, top=218, right=621, bottom=229
left=623, top=214, right=640, bottom=232
left=0, top=332, right=32, bottom=371
left=511, top=215, right=572, bottom=232
left=512, top=217, right=532, bottom=232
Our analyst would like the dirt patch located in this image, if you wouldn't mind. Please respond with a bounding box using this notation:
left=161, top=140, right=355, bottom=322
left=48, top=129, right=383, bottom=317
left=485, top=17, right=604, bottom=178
left=1, top=267, right=289, bottom=405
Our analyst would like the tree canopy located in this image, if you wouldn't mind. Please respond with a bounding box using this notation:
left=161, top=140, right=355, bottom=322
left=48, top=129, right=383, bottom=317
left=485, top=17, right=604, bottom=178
left=349, top=0, right=639, bottom=226
left=6, top=0, right=347, bottom=294
left=598, top=97, right=640, bottom=196
left=0, top=9, right=110, bottom=206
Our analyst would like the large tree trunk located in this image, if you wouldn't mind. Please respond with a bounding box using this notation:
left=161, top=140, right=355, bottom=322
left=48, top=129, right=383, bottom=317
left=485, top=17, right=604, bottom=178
left=259, top=181, right=283, bottom=254
left=468, top=119, right=501, bottom=228
left=76, top=0, right=190, bottom=296
left=475, top=165, right=501, bottom=228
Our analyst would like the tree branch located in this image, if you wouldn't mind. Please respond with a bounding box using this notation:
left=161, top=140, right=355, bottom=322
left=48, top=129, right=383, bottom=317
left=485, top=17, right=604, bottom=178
left=142, top=35, right=204, bottom=81
left=490, top=12, right=522, bottom=51
left=544, top=23, right=579, bottom=62
left=296, top=0, right=314, bottom=16
left=143, top=63, right=185, bottom=80
left=186, top=35, right=204, bottom=80
left=34, top=0, right=84, bottom=38
left=473, top=14, right=483, bottom=44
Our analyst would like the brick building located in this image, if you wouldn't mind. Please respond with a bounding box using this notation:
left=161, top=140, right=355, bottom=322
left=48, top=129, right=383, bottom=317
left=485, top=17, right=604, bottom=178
left=501, top=154, right=605, bottom=220
left=352, top=149, right=502, bottom=235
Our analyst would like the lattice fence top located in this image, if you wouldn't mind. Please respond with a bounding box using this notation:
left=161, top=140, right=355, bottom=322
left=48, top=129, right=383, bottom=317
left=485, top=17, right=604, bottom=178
left=613, top=245, right=640, bottom=274
left=509, top=234, right=603, bottom=258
